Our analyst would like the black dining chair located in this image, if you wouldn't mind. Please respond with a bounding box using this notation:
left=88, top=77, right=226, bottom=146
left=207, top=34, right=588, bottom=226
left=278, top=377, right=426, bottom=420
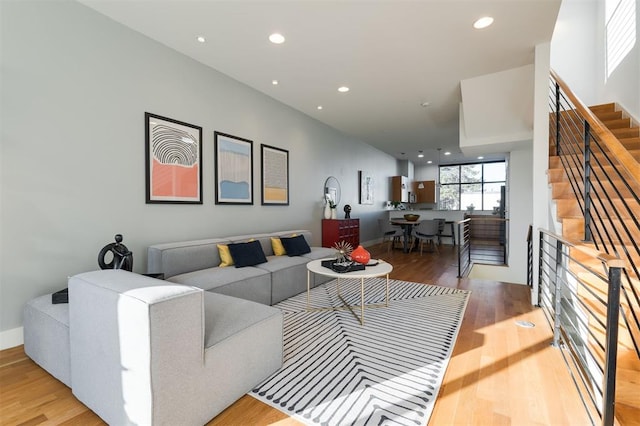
left=378, top=218, right=403, bottom=253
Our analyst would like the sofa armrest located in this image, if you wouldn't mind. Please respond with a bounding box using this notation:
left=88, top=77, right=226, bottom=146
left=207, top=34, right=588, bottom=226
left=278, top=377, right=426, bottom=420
left=69, top=269, right=204, bottom=425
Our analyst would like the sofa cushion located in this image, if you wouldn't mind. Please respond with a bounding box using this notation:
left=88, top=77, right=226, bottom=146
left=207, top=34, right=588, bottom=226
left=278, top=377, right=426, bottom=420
left=228, top=240, right=268, bottom=267
left=302, top=246, right=336, bottom=261
left=23, top=294, right=71, bottom=387
left=271, top=237, right=286, bottom=256
left=147, top=238, right=231, bottom=279
left=168, top=265, right=269, bottom=290
left=280, top=234, right=311, bottom=256
left=227, top=233, right=275, bottom=257
left=217, top=244, right=234, bottom=267
left=202, top=292, right=282, bottom=348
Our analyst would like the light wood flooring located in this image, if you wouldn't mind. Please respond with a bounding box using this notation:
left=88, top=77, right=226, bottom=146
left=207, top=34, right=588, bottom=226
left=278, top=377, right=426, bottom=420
left=1, top=244, right=594, bottom=425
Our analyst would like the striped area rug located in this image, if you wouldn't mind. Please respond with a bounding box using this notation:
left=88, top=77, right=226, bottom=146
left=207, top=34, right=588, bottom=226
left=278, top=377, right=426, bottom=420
left=251, top=278, right=470, bottom=426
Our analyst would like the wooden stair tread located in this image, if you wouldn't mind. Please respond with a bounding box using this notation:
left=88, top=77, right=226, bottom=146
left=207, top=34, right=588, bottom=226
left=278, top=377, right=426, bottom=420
left=612, top=127, right=640, bottom=139
left=602, top=117, right=632, bottom=129
left=589, top=103, right=617, bottom=113
left=594, top=110, right=623, bottom=121
left=554, top=198, right=638, bottom=220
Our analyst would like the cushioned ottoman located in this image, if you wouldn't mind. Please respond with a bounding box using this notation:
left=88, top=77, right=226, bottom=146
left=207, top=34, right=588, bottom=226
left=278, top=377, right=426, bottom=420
left=23, top=294, right=71, bottom=387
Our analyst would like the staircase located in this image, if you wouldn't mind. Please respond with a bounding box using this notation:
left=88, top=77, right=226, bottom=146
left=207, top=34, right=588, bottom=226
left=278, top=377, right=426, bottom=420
left=548, top=99, right=640, bottom=424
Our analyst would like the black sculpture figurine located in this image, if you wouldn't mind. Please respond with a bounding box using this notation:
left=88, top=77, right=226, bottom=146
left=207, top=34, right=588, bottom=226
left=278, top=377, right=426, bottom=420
left=343, top=204, right=352, bottom=219
left=98, top=234, right=133, bottom=271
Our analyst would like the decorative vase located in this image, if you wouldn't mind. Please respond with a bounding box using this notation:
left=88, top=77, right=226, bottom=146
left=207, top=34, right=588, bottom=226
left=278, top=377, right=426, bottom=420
left=351, top=245, right=371, bottom=265
left=324, top=203, right=332, bottom=219
left=330, top=208, right=337, bottom=219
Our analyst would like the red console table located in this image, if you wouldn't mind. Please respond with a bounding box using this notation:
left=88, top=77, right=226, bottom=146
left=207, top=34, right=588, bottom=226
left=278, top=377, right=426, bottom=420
left=322, top=219, right=360, bottom=248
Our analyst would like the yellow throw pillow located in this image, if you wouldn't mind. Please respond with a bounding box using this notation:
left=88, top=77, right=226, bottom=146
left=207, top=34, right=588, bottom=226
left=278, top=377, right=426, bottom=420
left=218, top=244, right=234, bottom=267
left=271, top=237, right=286, bottom=256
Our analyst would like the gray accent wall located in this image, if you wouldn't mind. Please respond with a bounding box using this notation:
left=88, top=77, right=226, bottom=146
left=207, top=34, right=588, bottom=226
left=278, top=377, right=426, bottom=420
left=0, top=1, right=397, bottom=340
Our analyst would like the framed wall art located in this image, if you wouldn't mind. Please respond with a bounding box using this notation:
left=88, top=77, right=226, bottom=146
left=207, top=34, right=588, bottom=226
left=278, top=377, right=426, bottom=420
left=359, top=170, right=374, bottom=204
left=261, top=144, right=289, bottom=205
left=214, top=131, right=253, bottom=204
left=145, top=112, right=203, bottom=204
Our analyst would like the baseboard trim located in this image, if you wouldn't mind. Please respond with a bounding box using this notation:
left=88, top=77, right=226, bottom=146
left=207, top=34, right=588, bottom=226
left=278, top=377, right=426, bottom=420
left=0, top=327, right=24, bottom=350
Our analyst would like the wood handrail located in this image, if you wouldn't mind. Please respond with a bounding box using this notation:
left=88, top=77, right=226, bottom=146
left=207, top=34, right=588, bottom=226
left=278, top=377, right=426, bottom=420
left=551, top=69, right=640, bottom=183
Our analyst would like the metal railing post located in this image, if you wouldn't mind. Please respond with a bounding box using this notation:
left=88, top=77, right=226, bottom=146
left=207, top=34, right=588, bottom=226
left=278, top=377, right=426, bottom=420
left=457, top=222, right=462, bottom=278
left=583, top=121, right=592, bottom=242
left=467, top=221, right=472, bottom=269
left=555, top=82, right=561, bottom=156
left=552, top=239, right=564, bottom=347
left=537, top=231, right=544, bottom=307
left=602, top=265, right=622, bottom=426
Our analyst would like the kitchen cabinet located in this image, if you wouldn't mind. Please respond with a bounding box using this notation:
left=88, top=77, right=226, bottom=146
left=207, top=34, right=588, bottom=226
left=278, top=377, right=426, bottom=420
left=391, top=176, right=409, bottom=203
left=413, top=180, right=436, bottom=203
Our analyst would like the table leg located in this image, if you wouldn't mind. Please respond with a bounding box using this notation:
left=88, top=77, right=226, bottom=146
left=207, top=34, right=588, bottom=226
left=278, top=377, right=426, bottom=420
left=402, top=224, right=410, bottom=253
left=307, top=270, right=311, bottom=310
left=360, top=277, right=365, bottom=325
left=385, top=274, right=389, bottom=307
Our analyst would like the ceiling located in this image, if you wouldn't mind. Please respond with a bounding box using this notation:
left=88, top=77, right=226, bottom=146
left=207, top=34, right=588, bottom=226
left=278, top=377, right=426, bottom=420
left=79, top=0, right=561, bottom=165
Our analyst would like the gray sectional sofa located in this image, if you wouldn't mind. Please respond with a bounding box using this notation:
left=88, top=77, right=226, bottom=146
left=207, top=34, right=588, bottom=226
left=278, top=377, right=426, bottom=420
left=147, top=229, right=335, bottom=305
left=23, top=229, right=335, bottom=425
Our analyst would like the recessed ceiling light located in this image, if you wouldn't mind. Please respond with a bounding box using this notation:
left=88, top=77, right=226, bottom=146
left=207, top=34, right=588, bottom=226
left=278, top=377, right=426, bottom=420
left=444, top=151, right=451, bottom=156
left=418, top=151, right=424, bottom=158
left=317, top=105, right=323, bottom=110
left=338, top=86, right=350, bottom=93
left=269, top=33, right=285, bottom=44
left=473, top=16, right=494, bottom=29
left=272, top=79, right=279, bottom=85
left=477, top=156, right=484, bottom=159
left=427, top=160, right=433, bottom=164
left=196, top=36, right=206, bottom=43
left=420, top=102, right=430, bottom=107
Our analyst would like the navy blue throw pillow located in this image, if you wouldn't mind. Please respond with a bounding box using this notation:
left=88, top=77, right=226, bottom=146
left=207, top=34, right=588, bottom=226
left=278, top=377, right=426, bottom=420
left=280, top=235, right=311, bottom=256
left=228, top=240, right=267, bottom=268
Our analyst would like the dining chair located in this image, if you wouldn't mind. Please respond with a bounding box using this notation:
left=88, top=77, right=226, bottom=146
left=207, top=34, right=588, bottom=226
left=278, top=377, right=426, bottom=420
left=409, top=220, right=439, bottom=255
left=378, top=218, right=403, bottom=253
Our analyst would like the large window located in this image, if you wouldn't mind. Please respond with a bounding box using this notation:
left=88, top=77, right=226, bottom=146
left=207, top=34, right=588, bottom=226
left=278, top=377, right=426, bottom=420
left=439, top=161, right=506, bottom=211
left=606, top=0, right=636, bottom=78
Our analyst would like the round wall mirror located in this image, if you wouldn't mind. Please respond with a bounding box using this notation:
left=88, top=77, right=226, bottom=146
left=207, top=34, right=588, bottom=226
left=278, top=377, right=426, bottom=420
left=324, top=176, right=341, bottom=205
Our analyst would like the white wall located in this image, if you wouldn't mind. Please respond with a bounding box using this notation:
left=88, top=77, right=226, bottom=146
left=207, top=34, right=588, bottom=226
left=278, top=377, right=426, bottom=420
left=459, top=65, right=535, bottom=156
left=551, top=0, right=599, bottom=105
left=552, top=0, right=639, bottom=119
left=0, top=1, right=398, bottom=347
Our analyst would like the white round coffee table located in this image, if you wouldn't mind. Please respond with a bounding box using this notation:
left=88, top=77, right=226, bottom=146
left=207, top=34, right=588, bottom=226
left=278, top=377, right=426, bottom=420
left=306, top=258, right=393, bottom=325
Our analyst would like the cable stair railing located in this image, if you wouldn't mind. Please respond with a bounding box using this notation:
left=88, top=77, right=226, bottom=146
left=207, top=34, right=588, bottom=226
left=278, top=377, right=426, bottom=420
left=537, top=230, right=625, bottom=426
left=548, top=70, right=640, bottom=424
left=456, top=216, right=509, bottom=277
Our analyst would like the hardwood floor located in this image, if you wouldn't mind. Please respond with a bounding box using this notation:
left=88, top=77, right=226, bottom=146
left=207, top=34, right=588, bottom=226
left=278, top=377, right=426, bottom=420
left=0, top=244, right=592, bottom=425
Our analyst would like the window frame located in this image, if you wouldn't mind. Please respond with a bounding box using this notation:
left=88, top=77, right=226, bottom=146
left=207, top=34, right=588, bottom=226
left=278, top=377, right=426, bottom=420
left=438, top=160, right=506, bottom=211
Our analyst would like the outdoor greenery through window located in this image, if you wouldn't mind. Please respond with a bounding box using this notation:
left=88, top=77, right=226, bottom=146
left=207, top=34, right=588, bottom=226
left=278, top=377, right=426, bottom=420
left=439, top=161, right=506, bottom=211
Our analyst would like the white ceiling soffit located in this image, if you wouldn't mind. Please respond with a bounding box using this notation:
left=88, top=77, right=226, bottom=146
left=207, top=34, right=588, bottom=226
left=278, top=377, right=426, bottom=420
left=78, top=0, right=561, bottom=164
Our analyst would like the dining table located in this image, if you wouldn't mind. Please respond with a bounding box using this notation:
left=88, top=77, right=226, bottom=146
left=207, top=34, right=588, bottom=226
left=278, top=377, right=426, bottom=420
left=389, top=218, right=423, bottom=253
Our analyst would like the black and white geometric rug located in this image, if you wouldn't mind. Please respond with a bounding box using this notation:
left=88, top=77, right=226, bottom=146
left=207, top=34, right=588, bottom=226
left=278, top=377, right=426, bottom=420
left=251, top=278, right=470, bottom=426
